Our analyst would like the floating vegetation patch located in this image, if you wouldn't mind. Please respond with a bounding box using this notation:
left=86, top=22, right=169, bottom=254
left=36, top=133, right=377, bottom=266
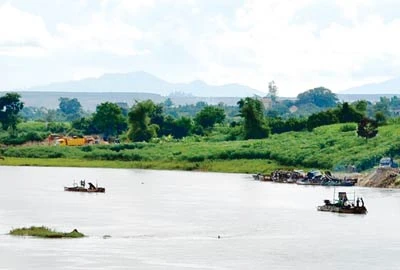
left=9, top=226, right=85, bottom=238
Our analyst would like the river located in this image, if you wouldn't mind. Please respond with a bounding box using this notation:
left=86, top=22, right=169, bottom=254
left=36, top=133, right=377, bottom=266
left=0, top=166, right=399, bottom=270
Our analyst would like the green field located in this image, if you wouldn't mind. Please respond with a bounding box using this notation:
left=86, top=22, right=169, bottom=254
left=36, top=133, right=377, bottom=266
left=1, top=123, right=399, bottom=174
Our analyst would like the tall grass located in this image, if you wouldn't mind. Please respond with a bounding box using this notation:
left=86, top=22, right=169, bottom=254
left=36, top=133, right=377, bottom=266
left=1, top=122, right=399, bottom=173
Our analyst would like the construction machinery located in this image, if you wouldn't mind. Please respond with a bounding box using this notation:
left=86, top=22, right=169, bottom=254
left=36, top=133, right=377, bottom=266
left=48, top=134, right=97, bottom=146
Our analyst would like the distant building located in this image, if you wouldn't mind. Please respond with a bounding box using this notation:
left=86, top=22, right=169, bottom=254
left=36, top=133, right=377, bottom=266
left=289, top=105, right=298, bottom=113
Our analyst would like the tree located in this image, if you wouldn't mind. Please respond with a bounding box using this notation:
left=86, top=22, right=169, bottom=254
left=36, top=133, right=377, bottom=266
left=357, top=118, right=378, bottom=141
left=195, top=101, right=208, bottom=108
left=47, top=122, right=69, bottom=134
left=194, top=106, right=225, bottom=129
left=296, top=87, right=338, bottom=108
left=268, top=81, right=278, bottom=103
left=374, top=111, right=387, bottom=126
left=353, top=100, right=368, bottom=114
left=237, top=97, right=270, bottom=139
left=163, top=98, right=174, bottom=108
left=335, top=102, right=363, bottom=123
left=150, top=104, right=165, bottom=131
left=58, top=97, right=82, bottom=121
left=174, top=117, right=193, bottom=138
left=92, top=102, right=127, bottom=138
left=160, top=115, right=192, bottom=139
left=128, top=100, right=159, bottom=142
left=0, top=92, right=24, bottom=135
left=307, top=110, right=338, bottom=130
left=269, top=117, right=307, bottom=134
left=72, top=117, right=98, bottom=135
left=373, top=97, right=391, bottom=118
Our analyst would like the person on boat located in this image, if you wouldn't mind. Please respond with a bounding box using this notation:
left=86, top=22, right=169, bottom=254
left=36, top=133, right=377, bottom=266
left=356, top=197, right=360, bottom=207
left=88, top=182, right=96, bottom=190
left=80, top=180, right=86, bottom=187
left=360, top=197, right=364, bottom=207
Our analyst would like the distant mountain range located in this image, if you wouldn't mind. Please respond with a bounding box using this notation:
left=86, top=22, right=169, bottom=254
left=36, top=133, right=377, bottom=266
left=340, top=76, right=400, bottom=94
left=25, top=71, right=266, bottom=97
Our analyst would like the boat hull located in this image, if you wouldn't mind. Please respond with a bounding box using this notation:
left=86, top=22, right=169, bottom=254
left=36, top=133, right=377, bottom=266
left=317, top=205, right=367, bottom=214
left=64, top=186, right=105, bottom=193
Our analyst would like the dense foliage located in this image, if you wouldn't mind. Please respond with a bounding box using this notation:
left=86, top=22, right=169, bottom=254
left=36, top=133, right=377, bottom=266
left=0, top=93, right=24, bottom=135
left=238, top=97, right=270, bottom=139
left=296, top=87, right=338, bottom=108
left=58, top=97, right=83, bottom=121
left=1, top=123, right=399, bottom=173
left=357, top=118, right=378, bottom=140
left=1, top=89, right=400, bottom=173
left=92, top=102, right=127, bottom=139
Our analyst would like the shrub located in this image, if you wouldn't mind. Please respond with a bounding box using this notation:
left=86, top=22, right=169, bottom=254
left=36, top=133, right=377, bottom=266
left=340, top=124, right=357, bottom=132
left=24, top=131, right=46, bottom=142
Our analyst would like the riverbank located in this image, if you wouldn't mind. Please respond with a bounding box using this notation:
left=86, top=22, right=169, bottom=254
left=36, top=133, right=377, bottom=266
left=2, top=157, right=399, bottom=188
left=0, top=157, right=292, bottom=174
left=1, top=123, right=399, bottom=174
left=358, top=167, right=400, bottom=188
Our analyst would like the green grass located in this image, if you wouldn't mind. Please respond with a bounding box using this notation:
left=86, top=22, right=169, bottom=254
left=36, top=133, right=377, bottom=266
left=17, top=121, right=48, bottom=132
left=0, top=157, right=286, bottom=173
left=9, top=226, right=85, bottom=238
left=1, top=122, right=399, bottom=173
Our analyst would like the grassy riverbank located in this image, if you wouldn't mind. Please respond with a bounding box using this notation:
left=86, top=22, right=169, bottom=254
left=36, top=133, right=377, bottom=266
left=9, top=226, right=84, bottom=238
left=0, top=157, right=287, bottom=173
left=1, top=123, right=399, bottom=173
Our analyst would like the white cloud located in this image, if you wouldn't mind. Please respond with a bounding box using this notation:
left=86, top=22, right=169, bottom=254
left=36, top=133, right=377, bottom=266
left=2, top=0, right=400, bottom=95
left=0, top=3, right=52, bottom=57
left=55, top=13, right=148, bottom=56
left=187, top=0, right=400, bottom=95
left=0, top=2, right=150, bottom=57
left=101, top=0, right=155, bottom=14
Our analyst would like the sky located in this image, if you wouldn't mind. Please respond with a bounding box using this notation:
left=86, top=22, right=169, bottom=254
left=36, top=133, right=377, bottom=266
left=1, top=0, right=400, bottom=97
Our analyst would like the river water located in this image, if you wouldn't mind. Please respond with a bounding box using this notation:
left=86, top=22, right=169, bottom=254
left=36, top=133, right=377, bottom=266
left=0, top=166, right=399, bottom=270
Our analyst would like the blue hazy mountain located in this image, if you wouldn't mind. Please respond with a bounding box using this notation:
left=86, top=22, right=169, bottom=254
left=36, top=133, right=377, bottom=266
left=340, top=76, right=400, bottom=94
left=26, top=71, right=265, bottom=97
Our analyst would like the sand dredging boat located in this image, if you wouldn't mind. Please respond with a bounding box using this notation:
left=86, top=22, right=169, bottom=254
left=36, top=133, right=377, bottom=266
left=317, top=190, right=367, bottom=214
left=64, top=180, right=105, bottom=193
left=254, top=170, right=358, bottom=186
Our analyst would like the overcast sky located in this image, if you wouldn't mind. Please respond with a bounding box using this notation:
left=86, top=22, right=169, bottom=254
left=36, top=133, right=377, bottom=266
left=1, top=0, right=400, bottom=96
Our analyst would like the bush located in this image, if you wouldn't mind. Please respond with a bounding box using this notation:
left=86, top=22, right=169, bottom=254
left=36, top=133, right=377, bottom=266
left=83, top=149, right=147, bottom=161
left=24, top=131, right=46, bottom=142
left=0, top=136, right=27, bottom=145
left=340, top=124, right=357, bottom=132
left=4, top=147, right=66, bottom=158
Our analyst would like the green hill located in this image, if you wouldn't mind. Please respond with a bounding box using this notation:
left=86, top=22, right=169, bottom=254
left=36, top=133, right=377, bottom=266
left=1, top=122, right=399, bottom=173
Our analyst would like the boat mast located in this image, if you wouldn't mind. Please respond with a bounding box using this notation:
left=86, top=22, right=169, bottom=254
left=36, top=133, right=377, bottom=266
left=333, top=187, right=335, bottom=203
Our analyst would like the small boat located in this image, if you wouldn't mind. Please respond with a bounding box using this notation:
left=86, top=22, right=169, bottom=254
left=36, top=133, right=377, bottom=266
left=64, top=180, right=105, bottom=193
left=317, top=190, right=367, bottom=214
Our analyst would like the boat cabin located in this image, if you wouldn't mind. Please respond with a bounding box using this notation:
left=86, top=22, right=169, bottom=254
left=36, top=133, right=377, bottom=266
left=318, top=190, right=367, bottom=214
left=379, top=157, right=398, bottom=168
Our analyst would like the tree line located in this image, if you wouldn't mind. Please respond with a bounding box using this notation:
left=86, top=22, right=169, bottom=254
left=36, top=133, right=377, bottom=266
left=0, top=87, right=394, bottom=145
